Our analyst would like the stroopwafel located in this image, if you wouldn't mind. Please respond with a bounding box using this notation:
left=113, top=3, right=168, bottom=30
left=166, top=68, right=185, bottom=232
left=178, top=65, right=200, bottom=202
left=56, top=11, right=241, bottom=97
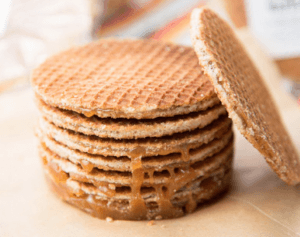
left=32, top=39, right=234, bottom=220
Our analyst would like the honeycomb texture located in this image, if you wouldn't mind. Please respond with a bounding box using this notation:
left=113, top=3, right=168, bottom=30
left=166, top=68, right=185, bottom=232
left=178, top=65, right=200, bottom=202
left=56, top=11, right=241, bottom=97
left=32, top=39, right=218, bottom=119
left=191, top=7, right=300, bottom=185
left=33, top=38, right=235, bottom=220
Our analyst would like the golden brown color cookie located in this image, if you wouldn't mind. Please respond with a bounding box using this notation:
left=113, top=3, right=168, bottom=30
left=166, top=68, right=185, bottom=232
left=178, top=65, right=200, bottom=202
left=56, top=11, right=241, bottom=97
left=32, top=38, right=235, bottom=220
left=44, top=164, right=233, bottom=220
left=36, top=98, right=226, bottom=139
left=38, top=128, right=233, bottom=173
left=31, top=39, right=219, bottom=119
left=40, top=140, right=233, bottom=220
left=38, top=115, right=232, bottom=158
left=191, top=7, right=300, bottom=185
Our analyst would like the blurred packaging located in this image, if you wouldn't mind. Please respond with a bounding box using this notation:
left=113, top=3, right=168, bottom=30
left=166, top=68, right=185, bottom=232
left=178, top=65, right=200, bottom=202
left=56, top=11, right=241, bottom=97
left=93, top=0, right=205, bottom=38
left=0, top=0, right=93, bottom=92
left=104, top=0, right=131, bottom=17
left=221, top=0, right=300, bottom=97
left=90, top=0, right=131, bottom=37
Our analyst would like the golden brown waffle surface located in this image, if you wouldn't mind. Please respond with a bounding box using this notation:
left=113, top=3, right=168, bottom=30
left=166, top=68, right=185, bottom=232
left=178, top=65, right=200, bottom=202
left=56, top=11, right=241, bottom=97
left=191, top=7, right=300, bottom=185
left=32, top=38, right=235, bottom=220
left=32, top=39, right=218, bottom=119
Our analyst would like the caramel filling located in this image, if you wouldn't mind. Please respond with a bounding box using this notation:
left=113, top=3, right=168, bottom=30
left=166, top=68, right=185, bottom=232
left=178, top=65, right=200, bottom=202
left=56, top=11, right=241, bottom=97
left=40, top=133, right=233, bottom=219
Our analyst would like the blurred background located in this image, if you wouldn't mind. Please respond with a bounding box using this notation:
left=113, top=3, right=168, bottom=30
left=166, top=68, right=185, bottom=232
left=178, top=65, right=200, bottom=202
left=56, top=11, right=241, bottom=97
left=0, top=0, right=300, bottom=101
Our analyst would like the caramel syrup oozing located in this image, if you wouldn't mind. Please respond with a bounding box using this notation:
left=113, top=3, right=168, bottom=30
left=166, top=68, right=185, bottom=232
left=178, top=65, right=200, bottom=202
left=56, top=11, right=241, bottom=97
left=40, top=123, right=232, bottom=219
left=80, top=160, right=94, bottom=173
left=130, top=154, right=148, bottom=219
left=125, top=143, right=201, bottom=218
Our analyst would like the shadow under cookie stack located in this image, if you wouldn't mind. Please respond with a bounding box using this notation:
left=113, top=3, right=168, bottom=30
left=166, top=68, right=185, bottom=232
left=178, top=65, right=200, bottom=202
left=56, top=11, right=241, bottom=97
left=32, top=39, right=234, bottom=220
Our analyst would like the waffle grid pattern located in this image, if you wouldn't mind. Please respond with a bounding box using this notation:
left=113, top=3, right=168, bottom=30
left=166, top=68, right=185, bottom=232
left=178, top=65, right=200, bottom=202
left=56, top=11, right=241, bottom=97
left=33, top=38, right=234, bottom=219
left=191, top=8, right=300, bottom=185
left=32, top=39, right=216, bottom=119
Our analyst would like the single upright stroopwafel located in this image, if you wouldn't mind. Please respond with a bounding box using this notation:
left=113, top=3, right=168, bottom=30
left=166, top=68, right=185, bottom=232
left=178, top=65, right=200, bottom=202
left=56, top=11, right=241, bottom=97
left=191, top=7, right=300, bottom=185
left=32, top=39, right=234, bottom=220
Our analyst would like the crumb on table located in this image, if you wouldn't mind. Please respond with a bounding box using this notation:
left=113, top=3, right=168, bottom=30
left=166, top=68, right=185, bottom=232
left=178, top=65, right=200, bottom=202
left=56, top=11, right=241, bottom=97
left=147, top=220, right=155, bottom=226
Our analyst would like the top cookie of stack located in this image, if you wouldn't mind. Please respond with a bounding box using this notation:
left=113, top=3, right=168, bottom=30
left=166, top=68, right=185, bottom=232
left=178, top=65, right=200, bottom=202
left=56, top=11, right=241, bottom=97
left=32, top=39, right=234, bottom=220
left=32, top=39, right=221, bottom=120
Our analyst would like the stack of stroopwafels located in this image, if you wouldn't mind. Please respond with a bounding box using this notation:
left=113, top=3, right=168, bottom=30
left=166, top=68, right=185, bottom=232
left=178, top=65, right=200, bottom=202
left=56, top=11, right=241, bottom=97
left=31, top=39, right=234, bottom=220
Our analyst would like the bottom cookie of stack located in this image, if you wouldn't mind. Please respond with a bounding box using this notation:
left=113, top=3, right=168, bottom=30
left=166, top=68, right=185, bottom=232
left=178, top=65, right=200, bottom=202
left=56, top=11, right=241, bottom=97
left=37, top=112, right=234, bottom=220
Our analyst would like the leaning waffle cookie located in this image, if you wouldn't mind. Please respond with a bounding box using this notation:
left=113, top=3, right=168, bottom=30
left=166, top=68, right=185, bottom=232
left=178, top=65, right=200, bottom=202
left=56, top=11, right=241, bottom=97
left=32, top=38, right=235, bottom=220
left=36, top=98, right=226, bottom=139
left=31, top=39, right=218, bottom=119
left=39, top=137, right=233, bottom=220
left=191, top=8, right=300, bottom=185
